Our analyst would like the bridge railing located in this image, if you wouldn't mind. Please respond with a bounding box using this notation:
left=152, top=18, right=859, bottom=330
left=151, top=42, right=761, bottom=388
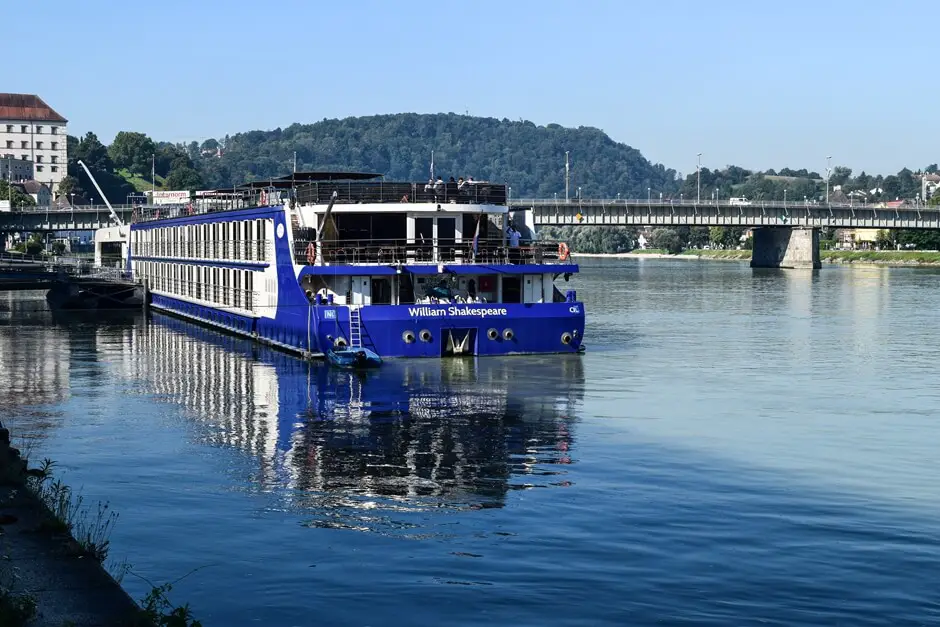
left=511, top=198, right=939, bottom=211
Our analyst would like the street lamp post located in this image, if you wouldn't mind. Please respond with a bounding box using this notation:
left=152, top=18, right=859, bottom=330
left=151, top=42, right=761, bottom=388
left=784, top=189, right=787, bottom=205
left=696, top=153, right=702, bottom=202
left=647, top=187, right=651, bottom=202
left=577, top=186, right=581, bottom=201
left=564, top=151, right=570, bottom=202
left=826, top=155, right=832, bottom=204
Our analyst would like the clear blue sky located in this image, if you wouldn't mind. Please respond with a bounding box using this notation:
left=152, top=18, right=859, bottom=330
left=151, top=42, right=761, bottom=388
left=9, top=0, right=935, bottom=177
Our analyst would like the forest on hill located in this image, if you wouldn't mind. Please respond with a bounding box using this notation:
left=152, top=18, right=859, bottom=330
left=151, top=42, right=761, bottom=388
left=190, top=113, right=681, bottom=199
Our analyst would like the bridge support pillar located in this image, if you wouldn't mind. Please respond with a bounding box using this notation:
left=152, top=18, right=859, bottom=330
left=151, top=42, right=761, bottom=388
left=750, top=227, right=820, bottom=269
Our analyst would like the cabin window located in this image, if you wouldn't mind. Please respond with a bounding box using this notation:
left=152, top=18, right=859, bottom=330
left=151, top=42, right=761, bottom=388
left=371, top=278, right=392, bottom=305
left=502, top=277, right=521, bottom=304
left=397, top=273, right=416, bottom=304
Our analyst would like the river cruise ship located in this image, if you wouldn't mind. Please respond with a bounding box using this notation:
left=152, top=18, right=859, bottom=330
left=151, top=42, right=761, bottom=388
left=99, top=172, right=585, bottom=359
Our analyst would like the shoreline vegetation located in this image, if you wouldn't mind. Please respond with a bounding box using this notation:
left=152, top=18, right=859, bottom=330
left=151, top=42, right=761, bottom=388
left=0, top=421, right=202, bottom=626
left=572, top=249, right=940, bottom=266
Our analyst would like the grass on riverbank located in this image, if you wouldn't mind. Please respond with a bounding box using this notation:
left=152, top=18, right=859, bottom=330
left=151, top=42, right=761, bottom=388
left=680, top=249, right=752, bottom=260
left=627, top=248, right=667, bottom=254
left=674, top=249, right=940, bottom=264
left=822, top=250, right=940, bottom=264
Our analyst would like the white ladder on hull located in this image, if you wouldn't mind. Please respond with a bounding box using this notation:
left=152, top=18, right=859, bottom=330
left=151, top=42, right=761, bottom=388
left=349, top=306, right=363, bottom=348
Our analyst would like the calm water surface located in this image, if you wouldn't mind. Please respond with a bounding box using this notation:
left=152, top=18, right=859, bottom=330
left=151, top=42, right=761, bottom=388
left=2, top=259, right=940, bottom=626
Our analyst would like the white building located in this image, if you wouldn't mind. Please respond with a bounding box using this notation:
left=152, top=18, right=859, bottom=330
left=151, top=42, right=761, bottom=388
left=0, top=94, right=68, bottom=194
left=17, top=180, right=52, bottom=206
left=0, top=156, right=33, bottom=182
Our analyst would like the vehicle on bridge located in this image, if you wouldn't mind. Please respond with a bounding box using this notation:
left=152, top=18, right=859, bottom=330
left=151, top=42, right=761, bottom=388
left=98, top=172, right=585, bottom=360
left=728, top=197, right=752, bottom=206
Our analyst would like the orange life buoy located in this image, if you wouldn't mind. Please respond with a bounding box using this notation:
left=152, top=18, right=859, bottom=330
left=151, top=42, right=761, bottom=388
left=305, top=242, right=316, bottom=264
left=558, top=242, right=570, bottom=261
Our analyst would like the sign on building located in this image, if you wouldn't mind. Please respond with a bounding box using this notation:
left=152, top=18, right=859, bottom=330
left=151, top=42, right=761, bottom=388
left=152, top=190, right=191, bottom=205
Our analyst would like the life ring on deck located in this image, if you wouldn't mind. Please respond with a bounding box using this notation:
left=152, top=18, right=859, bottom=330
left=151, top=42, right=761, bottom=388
left=558, top=242, right=570, bottom=261
left=305, top=242, right=316, bottom=264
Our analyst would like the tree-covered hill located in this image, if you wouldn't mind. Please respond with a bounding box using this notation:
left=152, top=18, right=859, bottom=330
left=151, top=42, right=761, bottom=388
left=190, top=113, right=680, bottom=198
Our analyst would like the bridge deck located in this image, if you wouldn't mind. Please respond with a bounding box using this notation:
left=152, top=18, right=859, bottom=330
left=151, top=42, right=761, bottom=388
left=1, top=199, right=938, bottom=230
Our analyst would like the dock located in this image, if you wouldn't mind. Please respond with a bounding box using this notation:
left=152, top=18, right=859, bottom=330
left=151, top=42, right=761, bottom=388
left=0, top=253, right=143, bottom=309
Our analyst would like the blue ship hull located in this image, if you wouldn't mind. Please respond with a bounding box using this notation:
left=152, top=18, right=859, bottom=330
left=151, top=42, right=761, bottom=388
left=148, top=294, right=585, bottom=358
left=132, top=203, right=586, bottom=360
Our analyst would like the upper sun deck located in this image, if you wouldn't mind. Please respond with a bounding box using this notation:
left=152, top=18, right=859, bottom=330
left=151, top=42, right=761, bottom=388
left=129, top=171, right=509, bottom=224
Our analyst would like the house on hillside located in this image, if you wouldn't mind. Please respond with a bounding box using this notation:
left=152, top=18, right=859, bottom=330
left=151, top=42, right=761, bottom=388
left=13, top=180, right=51, bottom=206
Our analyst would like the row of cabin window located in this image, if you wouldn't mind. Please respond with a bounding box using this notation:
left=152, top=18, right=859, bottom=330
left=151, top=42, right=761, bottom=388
left=132, top=219, right=270, bottom=262
left=137, top=260, right=255, bottom=311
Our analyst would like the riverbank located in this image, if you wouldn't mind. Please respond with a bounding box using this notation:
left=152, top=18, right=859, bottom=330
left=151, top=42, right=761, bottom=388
left=0, top=421, right=143, bottom=626
left=573, top=250, right=940, bottom=266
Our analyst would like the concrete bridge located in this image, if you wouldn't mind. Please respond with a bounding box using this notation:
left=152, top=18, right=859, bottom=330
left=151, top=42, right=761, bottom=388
left=2, top=199, right=936, bottom=270
left=508, top=198, right=940, bottom=269
left=513, top=198, right=940, bottom=230
left=3, top=198, right=937, bottom=232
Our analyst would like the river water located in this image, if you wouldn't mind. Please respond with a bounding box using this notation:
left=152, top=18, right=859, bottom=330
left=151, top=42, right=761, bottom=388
left=2, top=258, right=940, bottom=626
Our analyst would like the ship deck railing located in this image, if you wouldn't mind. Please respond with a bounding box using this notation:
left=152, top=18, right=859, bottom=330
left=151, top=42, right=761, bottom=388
left=295, top=181, right=507, bottom=206
left=293, top=237, right=568, bottom=266
left=128, top=181, right=509, bottom=224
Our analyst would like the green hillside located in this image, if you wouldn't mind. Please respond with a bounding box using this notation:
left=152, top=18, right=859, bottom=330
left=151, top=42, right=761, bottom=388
left=191, top=113, right=680, bottom=198
left=117, top=168, right=166, bottom=193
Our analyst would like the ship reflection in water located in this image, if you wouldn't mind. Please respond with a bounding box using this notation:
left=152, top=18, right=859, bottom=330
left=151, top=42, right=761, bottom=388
left=126, top=313, right=585, bottom=526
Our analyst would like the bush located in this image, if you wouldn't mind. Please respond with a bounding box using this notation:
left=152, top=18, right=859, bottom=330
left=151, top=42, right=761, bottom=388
left=650, top=228, right=683, bottom=254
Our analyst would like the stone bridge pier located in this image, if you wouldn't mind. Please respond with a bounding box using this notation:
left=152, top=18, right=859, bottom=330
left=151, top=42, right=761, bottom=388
left=750, top=227, right=821, bottom=269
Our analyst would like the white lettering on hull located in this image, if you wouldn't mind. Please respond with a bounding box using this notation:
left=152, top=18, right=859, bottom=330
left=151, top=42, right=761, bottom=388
left=407, top=306, right=509, bottom=318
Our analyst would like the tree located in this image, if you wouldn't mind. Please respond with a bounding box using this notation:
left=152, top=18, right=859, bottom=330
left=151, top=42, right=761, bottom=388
left=687, top=227, right=709, bottom=248
left=830, top=166, right=852, bottom=187
left=15, top=233, right=45, bottom=256
left=882, top=175, right=901, bottom=199
left=164, top=167, right=203, bottom=191
left=72, top=132, right=113, bottom=173
left=875, top=229, right=894, bottom=249
left=650, top=228, right=682, bottom=254
left=108, top=131, right=156, bottom=175
left=57, top=175, right=79, bottom=199
left=0, top=181, right=37, bottom=209
left=708, top=226, right=744, bottom=248
left=154, top=143, right=188, bottom=178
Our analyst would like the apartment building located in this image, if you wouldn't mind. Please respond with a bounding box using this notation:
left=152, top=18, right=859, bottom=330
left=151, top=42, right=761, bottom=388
left=0, top=156, right=34, bottom=182
left=0, top=94, right=68, bottom=193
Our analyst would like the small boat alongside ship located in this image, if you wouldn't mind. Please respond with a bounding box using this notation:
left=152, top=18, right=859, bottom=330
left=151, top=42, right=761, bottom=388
left=94, top=171, right=585, bottom=360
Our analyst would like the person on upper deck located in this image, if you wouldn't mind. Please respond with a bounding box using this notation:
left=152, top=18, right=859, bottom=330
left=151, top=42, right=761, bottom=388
left=507, top=224, right=521, bottom=263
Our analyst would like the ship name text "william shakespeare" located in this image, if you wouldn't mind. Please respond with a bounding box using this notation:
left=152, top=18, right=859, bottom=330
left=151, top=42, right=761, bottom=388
left=407, top=306, right=509, bottom=318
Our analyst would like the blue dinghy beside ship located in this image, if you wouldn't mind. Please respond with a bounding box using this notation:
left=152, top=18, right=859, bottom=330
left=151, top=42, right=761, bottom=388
left=96, top=171, right=585, bottom=359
